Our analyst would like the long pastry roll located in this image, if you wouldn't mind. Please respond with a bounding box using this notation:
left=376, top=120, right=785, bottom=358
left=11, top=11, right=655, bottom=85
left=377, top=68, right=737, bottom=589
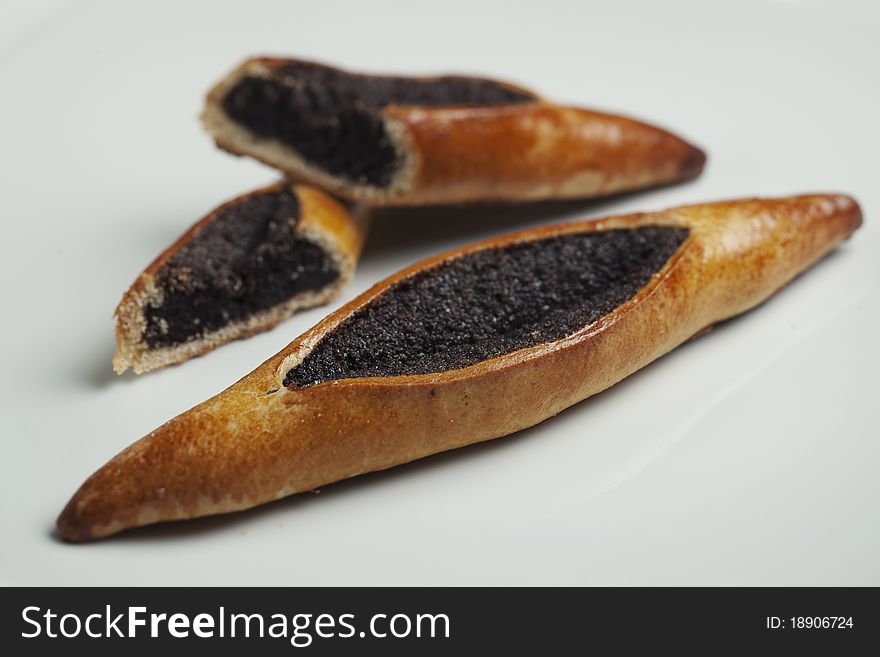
left=59, top=194, right=861, bottom=541
left=201, top=57, right=706, bottom=205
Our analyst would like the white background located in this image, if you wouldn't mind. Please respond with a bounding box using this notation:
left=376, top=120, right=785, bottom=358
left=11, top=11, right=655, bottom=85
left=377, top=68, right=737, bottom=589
left=1, top=0, right=877, bottom=585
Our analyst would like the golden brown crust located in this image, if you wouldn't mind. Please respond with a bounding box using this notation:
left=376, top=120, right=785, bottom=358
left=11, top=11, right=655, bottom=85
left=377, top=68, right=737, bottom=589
left=59, top=194, right=861, bottom=541
left=112, top=183, right=369, bottom=375
left=200, top=57, right=705, bottom=206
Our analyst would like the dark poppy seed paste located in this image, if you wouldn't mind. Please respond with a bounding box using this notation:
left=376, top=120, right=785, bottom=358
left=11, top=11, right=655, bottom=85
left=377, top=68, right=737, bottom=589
left=221, top=61, right=537, bottom=187
left=284, top=226, right=690, bottom=387
left=144, top=190, right=339, bottom=349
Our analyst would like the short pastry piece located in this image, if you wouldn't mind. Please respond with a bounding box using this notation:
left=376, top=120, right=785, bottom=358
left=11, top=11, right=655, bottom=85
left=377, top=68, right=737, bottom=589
left=113, top=184, right=367, bottom=374
left=60, top=194, right=861, bottom=540
left=201, top=57, right=706, bottom=206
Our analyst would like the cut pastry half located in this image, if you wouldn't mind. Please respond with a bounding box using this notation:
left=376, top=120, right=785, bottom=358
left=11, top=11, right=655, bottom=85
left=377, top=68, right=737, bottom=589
left=60, top=194, right=861, bottom=540
left=201, top=57, right=706, bottom=206
left=113, top=183, right=368, bottom=374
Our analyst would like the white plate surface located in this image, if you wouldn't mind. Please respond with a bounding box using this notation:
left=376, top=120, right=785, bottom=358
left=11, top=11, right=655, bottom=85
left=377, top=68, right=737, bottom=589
left=1, top=0, right=878, bottom=585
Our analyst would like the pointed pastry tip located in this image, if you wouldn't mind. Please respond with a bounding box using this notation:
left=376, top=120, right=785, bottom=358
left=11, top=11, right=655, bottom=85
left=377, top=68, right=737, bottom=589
left=56, top=506, right=93, bottom=543
left=780, top=193, right=862, bottom=233
left=681, top=143, right=707, bottom=180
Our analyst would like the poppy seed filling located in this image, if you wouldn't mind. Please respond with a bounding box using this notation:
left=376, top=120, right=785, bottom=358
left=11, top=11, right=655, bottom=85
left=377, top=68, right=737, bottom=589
left=143, top=190, right=340, bottom=349
left=221, top=62, right=536, bottom=187
left=284, top=226, right=690, bottom=388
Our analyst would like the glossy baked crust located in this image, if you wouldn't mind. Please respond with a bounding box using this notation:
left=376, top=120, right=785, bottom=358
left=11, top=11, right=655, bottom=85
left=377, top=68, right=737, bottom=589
left=59, top=194, right=862, bottom=540
left=201, top=57, right=706, bottom=206
left=112, top=184, right=368, bottom=374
